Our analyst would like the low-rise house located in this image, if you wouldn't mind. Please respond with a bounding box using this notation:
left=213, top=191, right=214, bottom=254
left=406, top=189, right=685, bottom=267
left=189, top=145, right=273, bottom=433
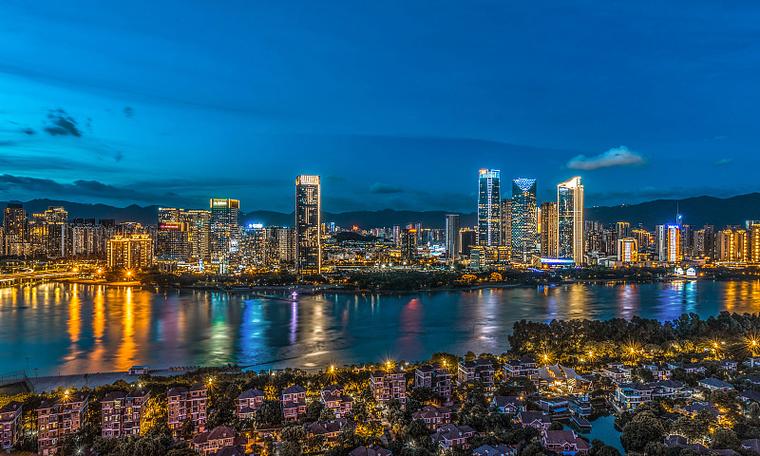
left=167, top=384, right=208, bottom=436
left=320, top=385, right=353, bottom=418
left=36, top=392, right=89, bottom=456
left=541, top=430, right=590, bottom=455
left=598, top=363, right=632, bottom=383
left=642, top=363, right=672, bottom=380
left=740, top=390, right=760, bottom=410
left=414, top=364, right=453, bottom=401
left=613, top=380, right=690, bottom=412
left=101, top=389, right=150, bottom=438
left=744, top=375, right=760, bottom=387
left=516, top=411, right=551, bottom=432
left=538, top=397, right=570, bottom=419
left=668, top=362, right=707, bottom=375
left=473, top=444, right=517, bottom=456
left=457, top=359, right=495, bottom=388
left=282, top=385, right=307, bottom=422
left=412, top=405, right=451, bottom=430
left=370, top=370, right=407, bottom=404
left=0, top=401, right=22, bottom=450
left=504, top=356, right=539, bottom=380
left=491, top=396, right=525, bottom=415
left=720, top=360, right=739, bottom=372
left=236, top=388, right=265, bottom=420
left=568, top=395, right=592, bottom=417
left=677, top=401, right=719, bottom=418
left=431, top=424, right=475, bottom=450
left=349, top=445, right=392, bottom=456
left=741, top=439, right=760, bottom=454
left=305, top=419, right=351, bottom=441
left=536, top=365, right=591, bottom=394
left=698, top=377, right=734, bottom=392
left=128, top=365, right=149, bottom=376
left=191, top=425, right=238, bottom=456
left=745, top=358, right=760, bottom=369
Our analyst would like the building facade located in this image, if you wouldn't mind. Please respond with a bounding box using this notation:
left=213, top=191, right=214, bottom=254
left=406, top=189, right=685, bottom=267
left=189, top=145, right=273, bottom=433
left=557, top=177, right=584, bottom=264
left=477, top=169, right=501, bottom=247
left=539, top=202, right=558, bottom=258
left=295, top=175, right=322, bottom=275
left=511, top=178, right=538, bottom=264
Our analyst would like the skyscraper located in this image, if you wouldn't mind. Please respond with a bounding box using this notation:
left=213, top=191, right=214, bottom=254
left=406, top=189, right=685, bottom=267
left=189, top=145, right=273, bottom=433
left=511, top=178, right=538, bottom=263
left=477, top=169, right=501, bottom=247
left=557, top=176, right=584, bottom=264
left=156, top=208, right=190, bottom=261
left=666, top=225, right=682, bottom=263
left=181, top=210, right=211, bottom=262
left=539, top=202, right=558, bottom=258
left=501, top=200, right=512, bottom=250
left=3, top=203, right=26, bottom=257
left=295, top=175, right=321, bottom=275
left=444, top=214, right=461, bottom=262
left=209, top=198, right=240, bottom=263
left=617, top=238, right=639, bottom=263
left=400, top=228, right=418, bottom=263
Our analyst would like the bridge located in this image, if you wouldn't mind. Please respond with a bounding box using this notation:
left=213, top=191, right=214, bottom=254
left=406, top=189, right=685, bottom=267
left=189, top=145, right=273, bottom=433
left=0, top=270, right=79, bottom=287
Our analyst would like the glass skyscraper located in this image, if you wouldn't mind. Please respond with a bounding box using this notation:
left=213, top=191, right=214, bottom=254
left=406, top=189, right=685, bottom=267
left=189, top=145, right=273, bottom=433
left=209, top=198, right=240, bottom=263
left=477, top=169, right=501, bottom=246
left=444, top=214, right=461, bottom=262
left=511, top=178, right=538, bottom=263
left=295, top=175, right=322, bottom=275
left=557, top=176, right=585, bottom=264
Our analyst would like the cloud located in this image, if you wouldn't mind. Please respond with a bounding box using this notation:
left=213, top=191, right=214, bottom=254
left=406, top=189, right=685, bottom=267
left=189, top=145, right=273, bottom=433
left=0, top=174, right=184, bottom=204
left=43, top=109, right=82, bottom=137
left=715, top=158, right=733, bottom=165
left=21, top=127, right=35, bottom=135
left=567, top=146, right=644, bottom=170
left=123, top=106, right=134, bottom=118
left=369, top=183, right=404, bottom=194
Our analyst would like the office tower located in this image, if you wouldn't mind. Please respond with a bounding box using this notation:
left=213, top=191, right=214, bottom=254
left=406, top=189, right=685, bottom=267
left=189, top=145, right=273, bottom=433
left=539, top=202, right=558, bottom=258
left=557, top=177, right=584, bottom=264
left=444, top=214, right=461, bottom=262
left=400, top=228, right=418, bottom=262
left=31, top=206, right=68, bottom=259
left=477, top=169, right=501, bottom=246
left=632, top=228, right=653, bottom=253
left=240, top=224, right=267, bottom=267
left=3, top=203, right=26, bottom=257
left=680, top=224, right=693, bottom=259
left=500, top=200, right=512, bottom=250
left=656, top=225, right=667, bottom=261
left=156, top=208, right=190, bottom=261
left=209, top=198, right=240, bottom=263
left=107, top=234, right=154, bottom=270
left=295, top=175, right=322, bottom=275
left=458, top=228, right=476, bottom=257
left=717, top=228, right=749, bottom=263
left=511, top=178, right=538, bottom=263
left=179, top=210, right=211, bottom=262
left=617, top=238, right=639, bottom=263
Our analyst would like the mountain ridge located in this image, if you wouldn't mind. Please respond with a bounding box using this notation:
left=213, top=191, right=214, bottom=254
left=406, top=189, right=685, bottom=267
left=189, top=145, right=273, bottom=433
left=2, top=193, right=759, bottom=229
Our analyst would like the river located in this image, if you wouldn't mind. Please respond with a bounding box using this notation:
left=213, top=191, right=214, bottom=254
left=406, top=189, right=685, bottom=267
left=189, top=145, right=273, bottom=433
left=1, top=280, right=759, bottom=376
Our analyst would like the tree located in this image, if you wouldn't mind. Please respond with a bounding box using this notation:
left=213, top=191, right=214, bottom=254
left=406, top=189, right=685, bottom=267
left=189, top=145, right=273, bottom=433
left=256, top=400, right=283, bottom=428
left=621, top=412, right=665, bottom=453
left=305, top=400, right=325, bottom=422
left=589, top=439, right=621, bottom=456
left=711, top=428, right=740, bottom=450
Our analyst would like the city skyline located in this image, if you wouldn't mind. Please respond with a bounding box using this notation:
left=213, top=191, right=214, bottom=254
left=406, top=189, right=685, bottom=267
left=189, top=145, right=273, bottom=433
left=3, top=2, right=760, bottom=212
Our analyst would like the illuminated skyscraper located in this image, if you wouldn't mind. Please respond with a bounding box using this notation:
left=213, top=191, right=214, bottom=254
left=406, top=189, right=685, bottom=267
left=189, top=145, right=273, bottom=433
left=717, top=227, right=749, bottom=263
left=209, top=198, right=240, bottom=263
left=751, top=223, right=760, bottom=262
left=181, top=210, right=211, bottom=262
left=501, top=200, right=512, bottom=250
left=295, top=175, right=321, bottom=275
left=477, top=169, right=501, bottom=247
left=3, top=203, right=26, bottom=257
left=41, top=206, right=68, bottom=259
left=458, top=228, right=476, bottom=257
left=156, top=208, right=190, bottom=261
left=539, top=202, right=558, bottom=258
left=511, top=178, right=538, bottom=263
left=617, top=237, right=639, bottom=263
left=557, top=177, right=584, bottom=264
left=107, top=234, right=153, bottom=270
left=664, top=225, right=682, bottom=263
left=444, top=214, right=461, bottom=262
left=400, top=228, right=418, bottom=263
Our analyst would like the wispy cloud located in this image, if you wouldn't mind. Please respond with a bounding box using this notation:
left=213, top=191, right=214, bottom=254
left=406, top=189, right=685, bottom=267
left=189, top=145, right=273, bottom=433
left=43, top=108, right=83, bottom=137
left=715, top=158, right=733, bottom=166
left=369, top=183, right=403, bottom=194
left=567, top=146, right=645, bottom=170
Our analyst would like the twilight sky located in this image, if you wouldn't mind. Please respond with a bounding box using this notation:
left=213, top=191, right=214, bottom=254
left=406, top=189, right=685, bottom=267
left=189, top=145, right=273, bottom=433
left=1, top=1, right=759, bottom=213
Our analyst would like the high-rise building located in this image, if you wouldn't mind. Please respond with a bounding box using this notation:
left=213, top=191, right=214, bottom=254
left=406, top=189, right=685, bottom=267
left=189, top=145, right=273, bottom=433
left=295, top=175, right=321, bottom=275
left=265, top=226, right=295, bottom=267
left=539, top=202, right=558, bottom=258
left=38, top=207, right=68, bottom=259
left=751, top=223, right=760, bottom=263
left=632, top=228, right=653, bottom=253
left=557, top=177, right=584, bottom=264
left=665, top=225, right=682, bottom=263
left=107, top=234, right=154, bottom=270
left=181, top=210, right=211, bottom=262
left=444, top=214, right=461, bottom=262
left=617, top=238, right=639, bottom=263
left=209, top=198, right=240, bottom=263
left=156, top=208, right=190, bottom=261
left=3, top=203, right=26, bottom=257
left=500, top=200, right=512, bottom=250
left=615, top=221, right=631, bottom=240
left=458, top=228, right=476, bottom=257
left=717, top=228, right=749, bottom=263
left=511, top=178, right=538, bottom=263
left=477, top=169, right=501, bottom=247
left=400, top=228, right=418, bottom=263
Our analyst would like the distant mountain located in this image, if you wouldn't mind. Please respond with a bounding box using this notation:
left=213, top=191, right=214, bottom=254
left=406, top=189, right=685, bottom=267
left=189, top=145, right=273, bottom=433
left=585, top=193, right=760, bottom=228
left=3, top=193, right=759, bottom=229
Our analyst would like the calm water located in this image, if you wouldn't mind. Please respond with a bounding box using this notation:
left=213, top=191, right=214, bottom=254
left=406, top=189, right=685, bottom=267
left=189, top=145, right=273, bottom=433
left=1, top=280, right=760, bottom=376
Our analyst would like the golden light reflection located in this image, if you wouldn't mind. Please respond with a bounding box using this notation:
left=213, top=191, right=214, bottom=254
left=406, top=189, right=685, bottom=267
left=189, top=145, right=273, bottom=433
left=115, top=287, right=136, bottom=370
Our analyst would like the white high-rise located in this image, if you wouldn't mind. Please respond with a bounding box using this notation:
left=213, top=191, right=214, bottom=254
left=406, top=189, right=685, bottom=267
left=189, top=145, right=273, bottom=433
left=557, top=176, right=585, bottom=264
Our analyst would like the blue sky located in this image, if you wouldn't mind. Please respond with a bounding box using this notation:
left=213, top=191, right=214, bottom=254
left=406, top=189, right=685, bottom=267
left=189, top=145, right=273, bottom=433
left=1, top=0, right=759, bottom=212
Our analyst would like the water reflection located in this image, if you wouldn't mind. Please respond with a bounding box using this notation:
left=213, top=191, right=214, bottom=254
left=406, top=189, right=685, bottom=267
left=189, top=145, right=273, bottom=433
left=1, top=280, right=759, bottom=375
